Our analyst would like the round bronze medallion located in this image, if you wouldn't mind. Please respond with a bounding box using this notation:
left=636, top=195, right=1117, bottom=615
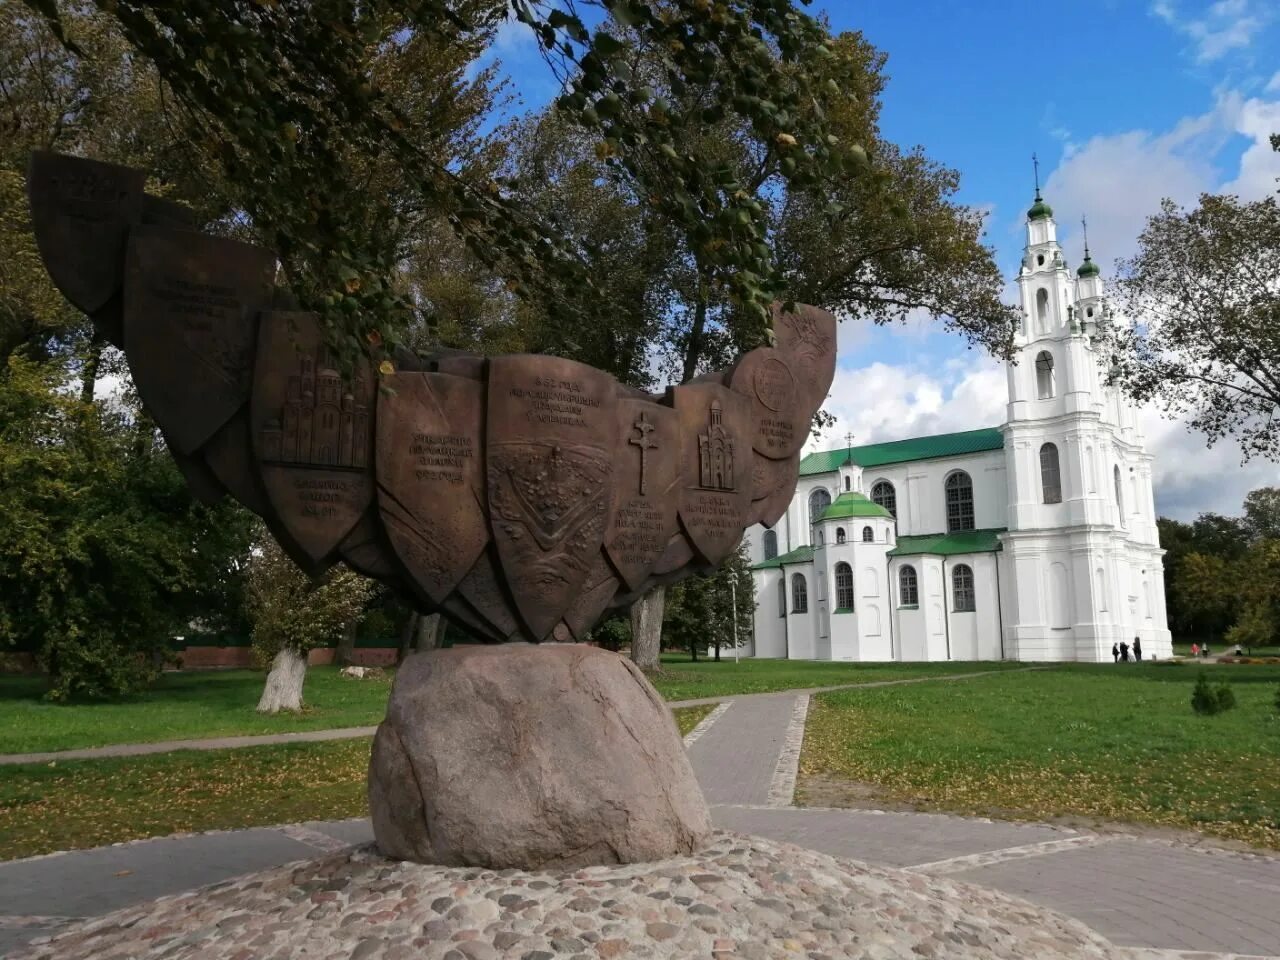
left=753, top=357, right=796, bottom=412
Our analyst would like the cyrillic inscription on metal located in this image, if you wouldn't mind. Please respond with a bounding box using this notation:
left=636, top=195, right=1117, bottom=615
left=251, top=311, right=374, bottom=569
left=605, top=400, right=680, bottom=593
left=377, top=372, right=487, bottom=605
left=124, top=224, right=275, bottom=454
left=674, top=382, right=754, bottom=565
left=487, top=355, right=616, bottom=639
left=26, top=151, right=145, bottom=316
left=729, top=347, right=805, bottom=460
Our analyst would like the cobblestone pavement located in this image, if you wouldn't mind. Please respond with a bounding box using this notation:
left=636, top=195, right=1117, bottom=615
left=2, top=684, right=1278, bottom=958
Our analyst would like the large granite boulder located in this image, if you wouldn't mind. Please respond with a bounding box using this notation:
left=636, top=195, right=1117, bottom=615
left=369, top=643, right=711, bottom=869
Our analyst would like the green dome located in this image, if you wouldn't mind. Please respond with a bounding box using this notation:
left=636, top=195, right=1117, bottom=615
left=820, top=492, right=892, bottom=521
left=1027, top=198, right=1053, bottom=221
left=1077, top=255, right=1100, bottom=278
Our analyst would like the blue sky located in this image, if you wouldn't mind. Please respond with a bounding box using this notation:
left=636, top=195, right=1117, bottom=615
left=487, top=1, right=1280, bottom=519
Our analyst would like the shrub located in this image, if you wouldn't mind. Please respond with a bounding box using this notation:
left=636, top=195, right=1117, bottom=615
left=1214, top=682, right=1236, bottom=712
left=1191, top=673, right=1218, bottom=714
left=1273, top=684, right=1280, bottom=714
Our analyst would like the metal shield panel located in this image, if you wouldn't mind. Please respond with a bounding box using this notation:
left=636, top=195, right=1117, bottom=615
left=771, top=303, right=838, bottom=412
left=604, top=399, right=680, bottom=593
left=124, top=224, right=275, bottom=454
left=26, top=151, right=145, bottom=316
left=376, top=371, right=487, bottom=605
left=338, top=510, right=401, bottom=581
left=562, top=550, right=621, bottom=641
left=728, top=347, right=806, bottom=460
left=486, top=355, right=617, bottom=640
left=750, top=450, right=801, bottom=528
left=674, top=382, right=754, bottom=565
left=203, top=410, right=271, bottom=517
left=454, top=547, right=523, bottom=642
left=251, top=311, right=374, bottom=569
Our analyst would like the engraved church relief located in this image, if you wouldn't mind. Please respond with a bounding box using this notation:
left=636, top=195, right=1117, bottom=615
left=698, top=400, right=735, bottom=491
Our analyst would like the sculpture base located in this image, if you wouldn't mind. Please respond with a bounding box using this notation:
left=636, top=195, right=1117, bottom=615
left=369, top=643, right=711, bottom=869
left=15, top=834, right=1126, bottom=960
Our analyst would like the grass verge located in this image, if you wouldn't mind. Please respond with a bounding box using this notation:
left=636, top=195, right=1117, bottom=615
left=799, top=662, right=1280, bottom=849
left=649, top=655, right=1025, bottom=702
left=2, top=658, right=1027, bottom=755
left=0, top=705, right=718, bottom=859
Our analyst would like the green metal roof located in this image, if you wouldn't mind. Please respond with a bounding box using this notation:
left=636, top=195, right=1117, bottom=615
left=820, top=491, right=892, bottom=520
left=889, top=528, right=1006, bottom=557
left=1028, top=198, right=1053, bottom=221
left=1076, top=255, right=1100, bottom=278
left=750, top=545, right=814, bottom=570
left=799, top=427, right=1004, bottom=476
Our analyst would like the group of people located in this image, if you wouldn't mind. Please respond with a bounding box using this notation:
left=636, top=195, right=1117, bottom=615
left=1189, top=642, right=1215, bottom=658
left=1112, top=637, right=1143, bottom=662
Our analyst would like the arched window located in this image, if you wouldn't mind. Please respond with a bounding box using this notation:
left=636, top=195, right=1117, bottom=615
left=871, top=480, right=896, bottom=518
left=945, top=471, right=974, bottom=532
left=808, top=488, right=832, bottom=533
left=843, top=475, right=851, bottom=492
left=834, top=562, right=854, bottom=611
left=1040, top=443, right=1062, bottom=504
left=791, top=573, right=808, bottom=613
left=952, top=563, right=975, bottom=612
left=777, top=578, right=786, bottom=617
left=1114, top=464, right=1125, bottom=527
left=1035, top=351, right=1055, bottom=399
left=836, top=527, right=846, bottom=544
left=762, top=529, right=778, bottom=561
left=899, top=565, right=918, bottom=606
left=816, top=528, right=824, bottom=545
left=862, top=525, right=874, bottom=542
left=1035, top=288, right=1049, bottom=334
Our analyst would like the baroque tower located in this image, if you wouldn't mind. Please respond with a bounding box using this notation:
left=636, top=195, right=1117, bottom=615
left=1000, top=167, right=1170, bottom=661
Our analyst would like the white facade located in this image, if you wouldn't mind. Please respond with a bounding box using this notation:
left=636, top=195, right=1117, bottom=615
left=744, top=192, right=1172, bottom=664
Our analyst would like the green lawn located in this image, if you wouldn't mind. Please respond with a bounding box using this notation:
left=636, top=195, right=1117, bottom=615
left=649, top=654, right=1024, bottom=702
left=0, top=704, right=716, bottom=860
left=0, top=668, right=395, bottom=754
left=800, top=662, right=1280, bottom=849
left=0, top=657, right=1026, bottom=754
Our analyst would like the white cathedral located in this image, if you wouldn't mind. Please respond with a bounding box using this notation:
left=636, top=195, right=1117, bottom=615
left=744, top=189, right=1172, bottom=663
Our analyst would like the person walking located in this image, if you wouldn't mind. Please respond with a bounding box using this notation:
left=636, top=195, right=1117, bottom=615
left=1133, top=636, right=1143, bottom=662
left=1191, top=642, right=1200, bottom=658
left=1112, top=642, right=1119, bottom=663
left=1119, top=640, right=1130, bottom=662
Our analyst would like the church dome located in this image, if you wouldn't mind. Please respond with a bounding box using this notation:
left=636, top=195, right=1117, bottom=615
left=1027, top=197, right=1053, bottom=221
left=1077, top=256, right=1100, bottom=278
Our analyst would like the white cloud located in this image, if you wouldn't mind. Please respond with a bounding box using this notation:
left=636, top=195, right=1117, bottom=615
left=1265, top=70, right=1280, bottom=93
left=1151, top=0, right=1270, bottom=64
left=1221, top=97, right=1280, bottom=197
left=807, top=356, right=1006, bottom=455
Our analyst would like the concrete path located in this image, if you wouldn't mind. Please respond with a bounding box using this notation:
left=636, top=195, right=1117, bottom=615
left=3, top=678, right=1279, bottom=958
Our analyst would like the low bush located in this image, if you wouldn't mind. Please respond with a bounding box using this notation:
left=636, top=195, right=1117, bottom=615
left=1191, top=673, right=1237, bottom=715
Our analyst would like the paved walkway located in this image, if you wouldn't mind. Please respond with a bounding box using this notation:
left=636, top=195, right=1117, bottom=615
left=3, top=678, right=1279, bottom=958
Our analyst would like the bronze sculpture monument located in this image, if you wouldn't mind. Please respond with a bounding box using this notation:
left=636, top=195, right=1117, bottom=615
left=28, top=150, right=838, bottom=869
left=27, top=150, right=837, bottom=647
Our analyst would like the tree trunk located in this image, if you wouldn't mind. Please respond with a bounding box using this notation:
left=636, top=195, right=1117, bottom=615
left=714, top=638, right=721, bottom=662
left=397, top=612, right=419, bottom=665
left=415, top=613, right=443, bottom=652
left=681, top=279, right=710, bottom=383
left=80, top=333, right=104, bottom=405
left=629, top=584, right=665, bottom=671
left=336, top=620, right=357, bottom=666
left=257, top=646, right=307, bottom=713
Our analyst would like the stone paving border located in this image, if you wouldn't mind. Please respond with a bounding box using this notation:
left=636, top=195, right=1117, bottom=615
left=909, top=834, right=1112, bottom=875
left=765, top=694, right=809, bottom=807
left=681, top=700, right=731, bottom=747
left=277, top=824, right=354, bottom=853
left=1121, top=952, right=1280, bottom=960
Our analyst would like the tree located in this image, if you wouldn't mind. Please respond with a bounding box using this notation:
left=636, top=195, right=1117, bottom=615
left=245, top=534, right=376, bottom=713
left=0, top=356, right=255, bottom=699
left=1242, top=487, right=1280, bottom=542
left=663, top=545, right=754, bottom=662
left=1107, top=193, right=1280, bottom=461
